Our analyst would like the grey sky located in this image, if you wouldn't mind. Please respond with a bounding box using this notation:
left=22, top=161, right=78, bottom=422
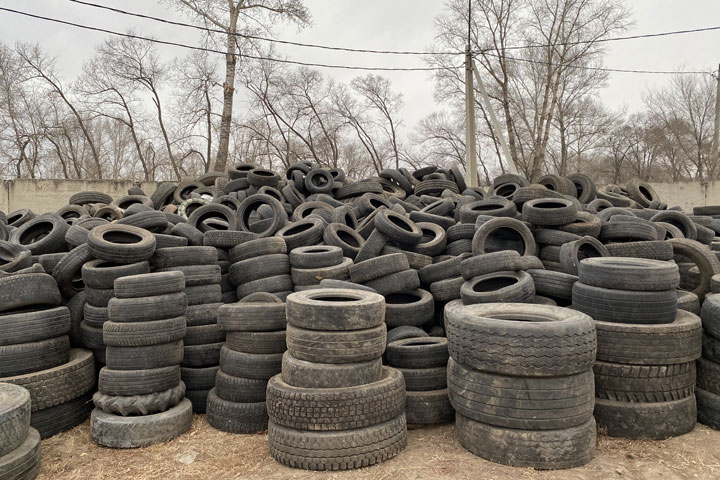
left=1, top=0, right=719, bottom=130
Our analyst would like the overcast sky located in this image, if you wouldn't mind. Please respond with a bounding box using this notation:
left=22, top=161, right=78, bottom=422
left=1, top=0, right=720, bottom=129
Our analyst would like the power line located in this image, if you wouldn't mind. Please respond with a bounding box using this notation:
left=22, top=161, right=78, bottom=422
left=0, top=7, right=455, bottom=72
left=477, top=50, right=711, bottom=76
left=66, top=0, right=460, bottom=57
left=474, top=25, right=720, bottom=54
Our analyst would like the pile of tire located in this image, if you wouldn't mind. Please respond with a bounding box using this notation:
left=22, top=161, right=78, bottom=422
left=445, top=302, right=597, bottom=469
left=0, top=272, right=95, bottom=438
left=206, top=293, right=286, bottom=433
left=697, top=290, right=720, bottom=429
left=572, top=257, right=702, bottom=439
left=266, top=289, right=407, bottom=471
left=152, top=246, right=224, bottom=412
left=91, top=272, right=192, bottom=448
left=0, top=384, right=40, bottom=479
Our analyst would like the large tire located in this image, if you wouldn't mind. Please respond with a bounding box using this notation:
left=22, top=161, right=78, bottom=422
left=594, top=361, right=696, bottom=402
left=0, top=273, right=61, bottom=313
left=405, top=389, right=454, bottom=425
left=107, top=293, right=187, bottom=323
left=0, top=336, right=69, bottom=377
left=577, top=257, right=679, bottom=291
left=594, top=396, right=696, bottom=440
left=0, top=428, right=41, bottom=479
left=98, top=366, right=180, bottom=396
left=286, top=289, right=385, bottom=331
left=0, top=306, right=70, bottom=346
left=31, top=391, right=93, bottom=439
left=572, top=282, right=677, bottom=324
left=280, top=352, right=382, bottom=389
left=88, top=224, right=156, bottom=264
left=105, top=341, right=183, bottom=371
left=0, top=383, right=31, bottom=458
left=286, top=324, right=386, bottom=364
left=206, top=389, right=268, bottom=434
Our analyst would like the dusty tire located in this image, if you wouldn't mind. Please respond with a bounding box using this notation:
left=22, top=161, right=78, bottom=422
left=206, top=389, right=268, bottom=434
left=594, top=396, right=696, bottom=440
left=286, top=324, right=386, bottom=364
left=286, top=289, right=385, bottom=331
left=0, top=427, right=41, bottom=479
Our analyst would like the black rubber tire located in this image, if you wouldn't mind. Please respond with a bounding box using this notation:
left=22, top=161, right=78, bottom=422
left=460, top=270, right=535, bottom=305
left=386, top=337, right=448, bottom=369
left=460, top=250, right=525, bottom=281
left=701, top=294, right=720, bottom=339
left=396, top=366, right=447, bottom=391
left=81, top=259, right=150, bottom=289
left=594, top=310, right=701, bottom=365
left=696, top=387, right=720, bottom=429
left=290, top=257, right=353, bottom=286
left=527, top=269, right=577, bottom=300
left=52, top=244, right=92, bottom=298
left=105, top=340, right=183, bottom=371
left=151, top=246, right=217, bottom=269
left=267, top=414, right=407, bottom=471
left=594, top=360, right=696, bottom=402
left=386, top=326, right=429, bottom=344
left=92, top=381, right=185, bottom=416
left=405, top=389, right=454, bottom=425
left=448, top=358, right=593, bottom=430
left=214, top=371, right=267, bottom=403
left=677, top=290, right=701, bottom=314
left=577, top=257, right=679, bottom=291
left=444, top=301, right=596, bottom=377
left=286, top=289, right=384, bottom=331
left=697, top=357, right=720, bottom=395
left=651, top=211, right=698, bottom=240
left=0, top=273, right=61, bottom=313
left=85, top=287, right=115, bottom=308
left=32, top=391, right=93, bottom=439
left=605, top=240, right=674, bottom=260
left=236, top=274, right=293, bottom=298
left=107, top=292, right=187, bottom=323
left=219, top=347, right=282, bottom=380
left=218, top=302, right=286, bottom=332
left=455, top=413, right=596, bottom=470
left=180, top=366, right=218, bottom=391
left=99, top=366, right=180, bottom=396
left=354, top=229, right=388, bottom=264
left=280, top=352, right=382, bottom=389
left=0, top=427, right=41, bottom=478
left=229, top=254, right=290, bottom=286
left=0, top=306, right=70, bottom=346
left=385, top=289, right=434, bottom=328
left=185, top=284, right=222, bottom=306
left=83, top=304, right=109, bottom=329
left=364, top=270, right=421, bottom=296
left=349, top=254, right=408, bottom=284
left=113, top=271, right=185, bottom=298
left=286, top=323, right=386, bottom=364
left=522, top=198, right=578, bottom=226
left=10, top=214, right=69, bottom=255
left=0, top=383, right=31, bottom=458
left=669, top=238, right=720, bottom=301
left=568, top=173, right=597, bottom=203
left=156, top=265, right=221, bottom=288
left=267, top=367, right=405, bottom=431
left=206, top=389, right=268, bottom=434
left=185, top=303, right=221, bottom=327
left=90, top=398, right=192, bottom=448
left=429, top=276, right=464, bottom=302
left=321, top=223, right=364, bottom=260
left=237, top=194, right=287, bottom=238
left=103, top=317, right=186, bottom=347
left=181, top=342, right=222, bottom=368
left=471, top=217, right=537, bottom=256
left=572, top=282, right=677, bottom=324
left=289, top=246, right=343, bottom=269
left=0, top=336, right=69, bottom=377
left=559, top=237, right=609, bottom=276
left=594, top=396, right=696, bottom=440
left=374, top=210, right=422, bottom=245
left=88, top=224, right=156, bottom=264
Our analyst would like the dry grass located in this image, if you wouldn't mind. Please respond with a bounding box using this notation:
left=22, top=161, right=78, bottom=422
left=38, top=417, right=720, bottom=480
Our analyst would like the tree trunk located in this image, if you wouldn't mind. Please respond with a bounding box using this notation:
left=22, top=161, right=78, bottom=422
left=214, top=10, right=239, bottom=173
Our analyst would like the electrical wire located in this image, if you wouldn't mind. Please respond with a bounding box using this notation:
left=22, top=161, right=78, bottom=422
left=0, top=7, right=457, bottom=72
left=66, top=0, right=460, bottom=56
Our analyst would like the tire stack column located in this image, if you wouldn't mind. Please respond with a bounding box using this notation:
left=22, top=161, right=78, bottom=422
left=0, top=384, right=41, bottom=479
left=229, top=238, right=293, bottom=301
left=696, top=292, right=720, bottom=428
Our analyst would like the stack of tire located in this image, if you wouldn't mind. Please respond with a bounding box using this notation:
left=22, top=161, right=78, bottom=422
left=289, top=245, right=353, bottom=289
left=91, top=271, right=192, bottom=448
left=572, top=257, right=701, bottom=439
left=229, top=238, right=293, bottom=300
left=267, top=289, right=407, bottom=471
left=202, top=230, right=257, bottom=304
left=0, top=384, right=40, bottom=479
left=206, top=293, right=286, bottom=433
left=696, top=291, right=720, bottom=429
left=386, top=336, right=453, bottom=427
left=152, top=246, right=223, bottom=412
left=0, top=273, right=96, bottom=438
left=445, top=302, right=597, bottom=469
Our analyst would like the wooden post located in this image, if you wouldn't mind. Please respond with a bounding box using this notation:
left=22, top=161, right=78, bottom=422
left=711, top=64, right=720, bottom=180
left=465, top=46, right=478, bottom=187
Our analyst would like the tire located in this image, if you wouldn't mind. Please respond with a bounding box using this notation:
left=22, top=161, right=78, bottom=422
left=556, top=211, right=602, bottom=237
left=203, top=230, right=256, bottom=248
left=81, top=259, right=150, bottom=290
left=594, top=396, right=696, bottom=440
left=396, top=366, right=447, bottom=391
left=289, top=245, right=343, bottom=269
left=185, top=303, right=221, bottom=327
left=405, top=389, right=454, bottom=425
left=88, top=224, right=156, bottom=264
left=10, top=214, right=69, bottom=255
left=364, top=270, right=420, bottom=296
left=354, top=229, right=388, bottom=264
left=225, top=330, right=285, bottom=354
left=103, top=317, right=186, bottom=347
left=180, top=366, right=218, bottom=391
left=267, top=367, right=405, bottom=431
left=218, top=302, right=286, bottom=332
left=605, top=241, right=674, bottom=260
left=105, top=340, right=183, bottom=370
left=594, top=310, right=702, bottom=365
left=107, top=293, right=187, bottom=323
left=286, top=289, right=384, bottom=331
left=0, top=306, right=70, bottom=346
left=236, top=274, right=293, bottom=298
left=91, top=398, right=192, bottom=448
left=444, top=302, right=596, bottom=377
left=92, top=381, right=185, bottom=416
left=0, top=273, right=61, bottom=313
left=181, top=342, right=222, bottom=368
left=386, top=326, right=429, bottom=345
left=289, top=257, right=353, bottom=286
left=206, top=390, right=268, bottom=434
left=408, top=222, right=447, bottom=256
left=527, top=269, right=577, bottom=300
left=374, top=210, right=422, bottom=245
left=455, top=414, right=596, bottom=470
left=471, top=217, right=536, bottom=257
left=229, top=254, right=291, bottom=286
left=214, top=371, right=267, bottom=403
left=229, top=237, right=287, bottom=263
left=113, top=271, right=185, bottom=298
left=156, top=265, right=221, bottom=288
left=448, top=358, right=593, bottom=430
left=268, top=414, right=407, bottom=471
left=568, top=173, right=597, bottom=203
left=385, top=289, right=434, bottom=328
left=600, top=221, right=658, bottom=242
left=460, top=250, right=525, bottom=281
left=0, top=383, right=31, bottom=458
left=577, top=257, right=679, bottom=291
left=669, top=238, right=720, bottom=301
left=219, top=347, right=282, bottom=380
left=98, top=365, right=180, bottom=396
left=651, top=211, right=697, bottom=240
left=281, top=352, right=382, bottom=389
left=286, top=323, right=386, bottom=364
left=51, top=244, right=93, bottom=298
left=677, top=290, right=701, bottom=314
left=559, top=237, right=609, bottom=276
left=572, top=282, right=677, bottom=324
left=0, top=336, right=69, bottom=377
left=522, top=198, right=578, bottom=226
left=0, top=427, right=41, bottom=479
left=31, top=391, right=93, bottom=439
left=237, top=194, right=287, bottom=238
left=697, top=357, right=720, bottom=395
left=460, top=271, right=535, bottom=305
left=83, top=304, right=109, bottom=329
left=151, top=246, right=217, bottom=269
left=350, top=253, right=408, bottom=284
left=386, top=337, right=448, bottom=369
left=696, top=388, right=720, bottom=429
left=594, top=361, right=696, bottom=402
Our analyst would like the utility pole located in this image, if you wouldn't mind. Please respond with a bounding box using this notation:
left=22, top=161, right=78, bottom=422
left=465, top=0, right=478, bottom=187
left=711, top=64, right=720, bottom=180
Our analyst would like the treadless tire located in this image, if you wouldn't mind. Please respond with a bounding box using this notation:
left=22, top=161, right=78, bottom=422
left=91, top=398, right=193, bottom=448
left=448, top=358, right=593, bottom=430
left=286, top=324, right=386, bottom=364
left=0, top=428, right=41, bottom=480
left=444, top=301, right=596, bottom=377
left=594, top=361, right=696, bottom=402
left=286, top=289, right=385, bottom=331
left=268, top=414, right=407, bottom=471
left=267, top=367, right=405, bottom=431
left=0, top=383, right=31, bottom=458
left=405, top=389, right=454, bottom=425
left=594, top=310, right=702, bottom=365
left=281, top=352, right=382, bottom=389
left=594, top=396, right=696, bottom=440
left=88, top=224, right=156, bottom=263
left=206, top=389, right=268, bottom=434
left=455, top=413, right=596, bottom=470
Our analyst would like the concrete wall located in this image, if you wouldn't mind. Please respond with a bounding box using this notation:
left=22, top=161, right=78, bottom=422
left=0, top=178, right=718, bottom=215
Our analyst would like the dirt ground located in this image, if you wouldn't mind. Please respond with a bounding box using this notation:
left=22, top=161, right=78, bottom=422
left=37, top=416, right=720, bottom=480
